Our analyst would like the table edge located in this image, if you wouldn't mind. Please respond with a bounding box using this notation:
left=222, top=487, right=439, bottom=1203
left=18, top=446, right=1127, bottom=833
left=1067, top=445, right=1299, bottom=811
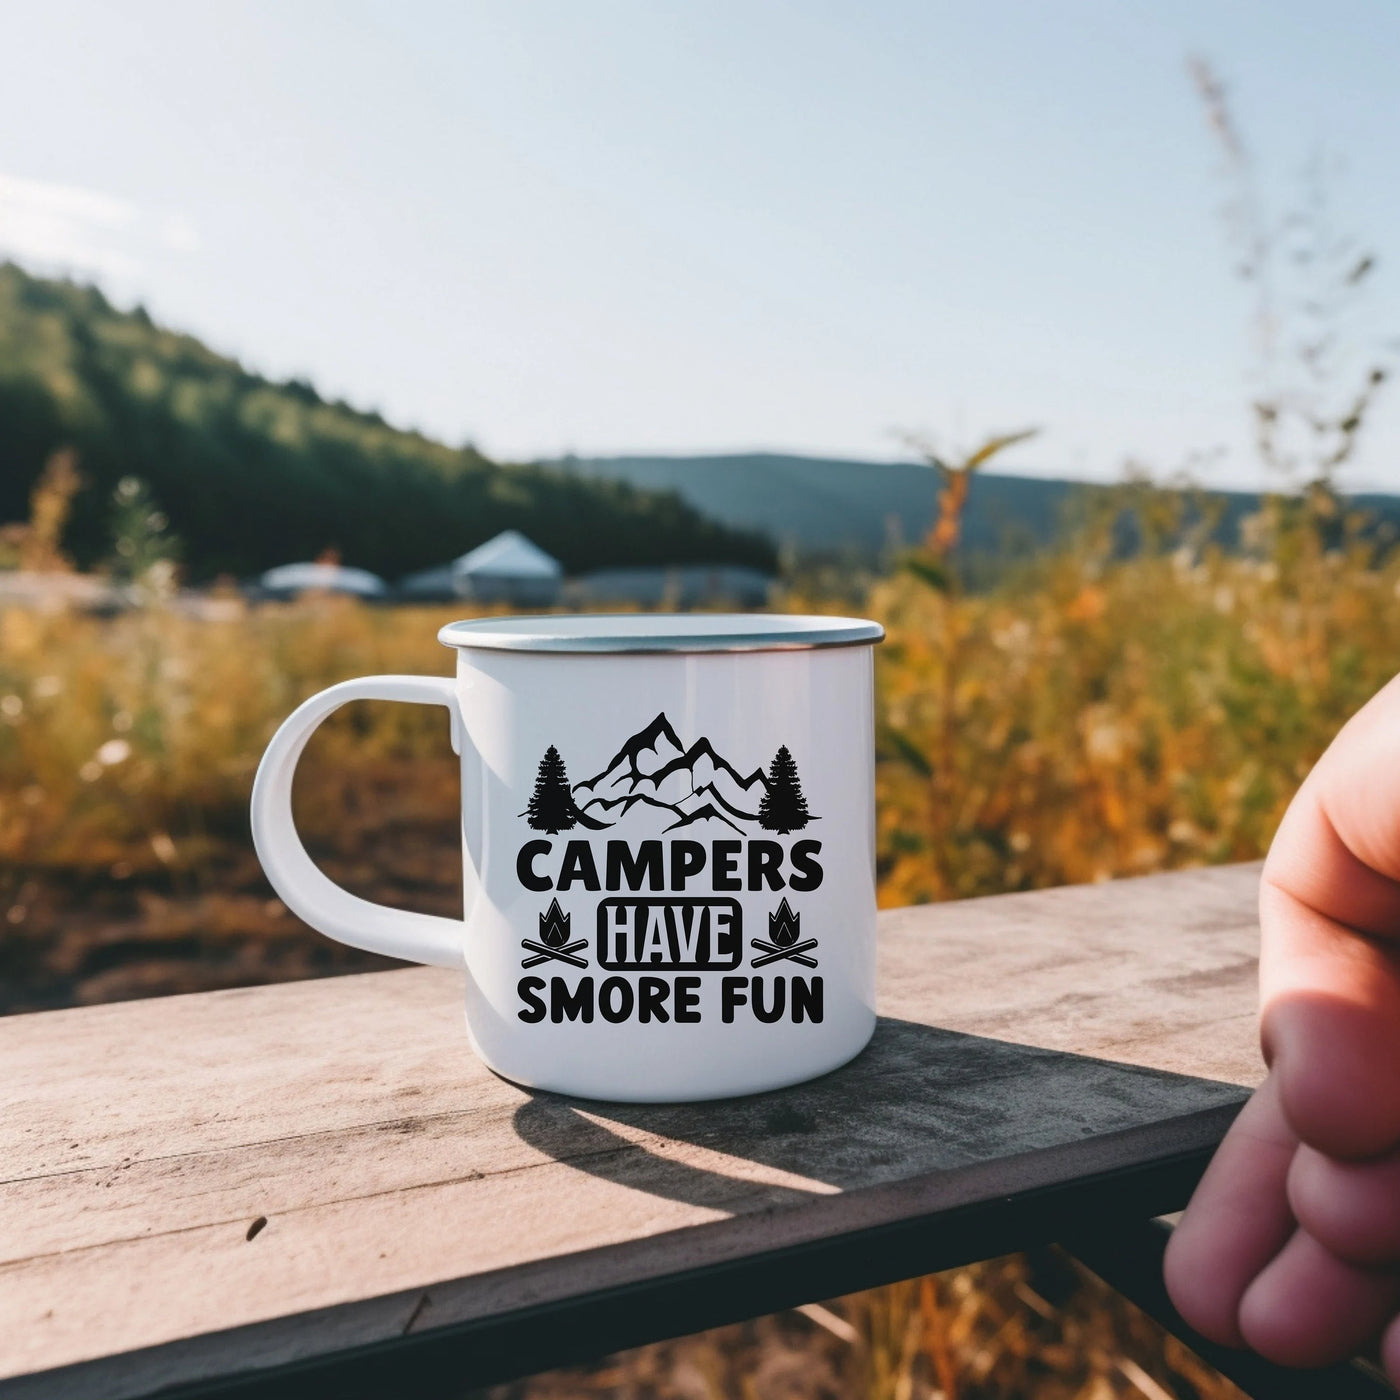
left=0, top=1098, right=1246, bottom=1400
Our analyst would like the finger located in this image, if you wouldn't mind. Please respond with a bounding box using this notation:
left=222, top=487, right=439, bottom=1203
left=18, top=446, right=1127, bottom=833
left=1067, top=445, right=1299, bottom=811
left=1260, top=675, right=1400, bottom=1157
left=1164, top=1076, right=1297, bottom=1346
left=1261, top=874, right=1400, bottom=1159
left=1265, top=672, right=1400, bottom=936
left=1239, top=1227, right=1400, bottom=1368
left=1380, top=1310, right=1400, bottom=1387
left=1289, top=1142, right=1400, bottom=1266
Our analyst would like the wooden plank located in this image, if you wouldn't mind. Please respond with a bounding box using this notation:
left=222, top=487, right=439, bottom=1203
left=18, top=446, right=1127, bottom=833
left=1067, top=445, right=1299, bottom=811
left=0, top=863, right=1263, bottom=1398
left=878, top=860, right=1264, bottom=1085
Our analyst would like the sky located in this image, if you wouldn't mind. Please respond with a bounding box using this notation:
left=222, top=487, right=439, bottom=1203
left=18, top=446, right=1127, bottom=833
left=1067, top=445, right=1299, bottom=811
left=2, top=0, right=1399, bottom=488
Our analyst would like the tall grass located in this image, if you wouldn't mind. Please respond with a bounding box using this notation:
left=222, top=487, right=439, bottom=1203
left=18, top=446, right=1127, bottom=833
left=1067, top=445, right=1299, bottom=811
left=868, top=501, right=1397, bottom=906
left=2, top=500, right=1396, bottom=909
left=0, top=596, right=468, bottom=877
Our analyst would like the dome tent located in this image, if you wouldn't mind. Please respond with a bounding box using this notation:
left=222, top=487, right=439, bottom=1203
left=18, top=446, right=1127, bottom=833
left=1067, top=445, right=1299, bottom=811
left=397, top=530, right=563, bottom=605
left=257, top=562, right=388, bottom=600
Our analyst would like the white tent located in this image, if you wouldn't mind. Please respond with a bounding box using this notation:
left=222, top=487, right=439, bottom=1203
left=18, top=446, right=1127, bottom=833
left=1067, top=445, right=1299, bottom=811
left=257, top=562, right=388, bottom=600
left=455, top=531, right=560, bottom=586
left=398, top=531, right=563, bottom=604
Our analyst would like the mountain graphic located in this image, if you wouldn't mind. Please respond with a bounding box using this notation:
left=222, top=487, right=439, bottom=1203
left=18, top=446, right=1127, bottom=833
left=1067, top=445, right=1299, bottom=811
left=571, top=712, right=781, bottom=833
left=575, top=712, right=687, bottom=790
left=689, top=780, right=762, bottom=824
left=664, top=802, right=742, bottom=834
left=572, top=791, right=688, bottom=822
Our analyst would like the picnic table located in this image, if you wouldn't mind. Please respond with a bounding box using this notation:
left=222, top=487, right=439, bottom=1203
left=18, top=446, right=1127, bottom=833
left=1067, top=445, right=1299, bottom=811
left=0, top=861, right=1352, bottom=1398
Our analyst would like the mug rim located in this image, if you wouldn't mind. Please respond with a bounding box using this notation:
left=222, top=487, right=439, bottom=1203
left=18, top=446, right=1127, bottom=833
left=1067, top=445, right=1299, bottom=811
left=437, top=612, right=885, bottom=655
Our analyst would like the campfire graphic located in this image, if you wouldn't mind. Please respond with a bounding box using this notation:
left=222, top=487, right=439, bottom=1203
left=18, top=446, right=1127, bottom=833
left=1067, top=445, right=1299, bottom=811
left=521, top=898, right=589, bottom=969
left=750, top=898, right=818, bottom=968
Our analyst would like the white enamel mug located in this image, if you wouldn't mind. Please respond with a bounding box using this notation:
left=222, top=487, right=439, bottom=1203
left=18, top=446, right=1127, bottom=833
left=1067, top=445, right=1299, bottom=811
left=251, top=613, right=884, bottom=1102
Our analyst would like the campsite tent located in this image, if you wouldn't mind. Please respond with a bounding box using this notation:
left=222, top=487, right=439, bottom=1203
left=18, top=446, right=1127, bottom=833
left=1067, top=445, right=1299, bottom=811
left=256, top=562, right=388, bottom=600
left=397, top=530, right=563, bottom=605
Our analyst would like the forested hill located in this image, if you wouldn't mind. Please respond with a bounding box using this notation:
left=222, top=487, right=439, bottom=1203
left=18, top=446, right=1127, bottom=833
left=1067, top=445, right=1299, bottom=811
left=0, top=264, right=776, bottom=580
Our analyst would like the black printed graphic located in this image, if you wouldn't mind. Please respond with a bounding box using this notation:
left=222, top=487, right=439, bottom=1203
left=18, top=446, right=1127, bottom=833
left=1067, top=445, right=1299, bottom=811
left=515, top=718, right=826, bottom=1027
left=522, top=744, right=611, bottom=833
left=757, top=745, right=811, bottom=834
left=597, top=897, right=743, bottom=970
left=529, top=713, right=817, bottom=834
left=537, top=897, right=570, bottom=946
left=524, top=745, right=576, bottom=833
left=521, top=897, right=589, bottom=968
left=749, top=897, right=818, bottom=968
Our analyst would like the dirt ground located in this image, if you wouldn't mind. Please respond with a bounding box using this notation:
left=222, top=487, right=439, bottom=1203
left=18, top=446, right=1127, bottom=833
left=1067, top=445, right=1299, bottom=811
left=0, top=756, right=456, bottom=1013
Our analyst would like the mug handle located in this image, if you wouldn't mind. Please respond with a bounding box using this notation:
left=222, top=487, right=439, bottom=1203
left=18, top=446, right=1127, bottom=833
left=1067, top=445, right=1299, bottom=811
left=250, top=675, right=465, bottom=968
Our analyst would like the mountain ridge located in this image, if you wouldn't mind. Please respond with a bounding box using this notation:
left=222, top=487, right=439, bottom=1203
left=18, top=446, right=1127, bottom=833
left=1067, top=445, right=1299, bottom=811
left=546, top=451, right=1400, bottom=561
left=577, top=711, right=689, bottom=793
left=563, top=712, right=804, bottom=835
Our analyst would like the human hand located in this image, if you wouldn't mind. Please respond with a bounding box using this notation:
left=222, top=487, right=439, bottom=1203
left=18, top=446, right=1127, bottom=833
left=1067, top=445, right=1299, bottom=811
left=1165, top=674, right=1400, bottom=1374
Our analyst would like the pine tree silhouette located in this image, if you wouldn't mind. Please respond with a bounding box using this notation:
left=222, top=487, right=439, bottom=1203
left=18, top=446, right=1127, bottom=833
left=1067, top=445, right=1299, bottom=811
left=758, top=745, right=811, bottom=833
left=525, top=745, right=577, bottom=833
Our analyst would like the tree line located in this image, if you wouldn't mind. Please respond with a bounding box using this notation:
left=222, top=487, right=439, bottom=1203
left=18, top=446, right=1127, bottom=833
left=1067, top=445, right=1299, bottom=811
left=0, top=263, right=777, bottom=581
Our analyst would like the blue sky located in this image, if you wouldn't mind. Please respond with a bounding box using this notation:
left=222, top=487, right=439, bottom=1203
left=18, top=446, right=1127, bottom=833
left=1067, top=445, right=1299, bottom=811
left=2, top=1, right=1398, bottom=487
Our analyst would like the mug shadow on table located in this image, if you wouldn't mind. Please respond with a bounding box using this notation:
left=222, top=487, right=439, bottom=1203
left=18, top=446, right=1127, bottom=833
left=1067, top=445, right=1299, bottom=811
left=509, top=1017, right=1248, bottom=1213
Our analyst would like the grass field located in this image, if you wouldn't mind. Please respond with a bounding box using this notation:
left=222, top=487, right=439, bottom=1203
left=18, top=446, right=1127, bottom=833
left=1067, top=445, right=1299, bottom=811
left=2, top=493, right=1392, bottom=1396
left=4, top=494, right=1393, bottom=994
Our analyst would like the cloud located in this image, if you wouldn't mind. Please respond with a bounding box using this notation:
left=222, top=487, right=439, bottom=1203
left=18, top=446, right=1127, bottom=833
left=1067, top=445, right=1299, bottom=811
left=0, top=172, right=199, bottom=282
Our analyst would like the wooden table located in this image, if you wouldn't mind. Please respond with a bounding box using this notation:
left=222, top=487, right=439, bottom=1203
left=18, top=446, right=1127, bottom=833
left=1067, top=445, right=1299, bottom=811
left=1, top=864, right=1265, bottom=1399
